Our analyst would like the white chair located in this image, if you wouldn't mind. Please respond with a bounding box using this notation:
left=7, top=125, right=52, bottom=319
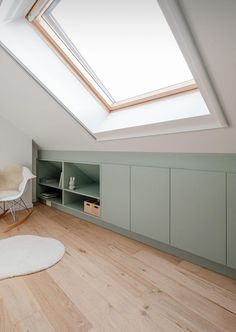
left=0, top=167, right=36, bottom=232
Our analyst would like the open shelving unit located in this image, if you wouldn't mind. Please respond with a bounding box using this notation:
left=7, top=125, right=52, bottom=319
left=37, top=160, right=63, bottom=204
left=37, top=160, right=100, bottom=218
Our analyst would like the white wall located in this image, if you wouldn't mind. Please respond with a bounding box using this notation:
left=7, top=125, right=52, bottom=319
left=0, top=115, right=33, bottom=207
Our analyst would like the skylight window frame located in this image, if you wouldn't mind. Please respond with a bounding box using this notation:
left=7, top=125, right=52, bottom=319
left=27, top=0, right=198, bottom=112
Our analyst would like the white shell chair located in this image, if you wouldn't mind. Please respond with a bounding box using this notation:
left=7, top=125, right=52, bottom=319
left=0, top=167, right=36, bottom=232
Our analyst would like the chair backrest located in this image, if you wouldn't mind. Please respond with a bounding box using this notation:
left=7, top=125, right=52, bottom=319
left=18, top=167, right=36, bottom=195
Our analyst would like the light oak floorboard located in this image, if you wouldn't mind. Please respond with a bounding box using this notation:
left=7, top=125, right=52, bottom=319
left=15, top=311, right=55, bottom=332
left=0, top=204, right=235, bottom=332
left=0, top=299, right=16, bottom=332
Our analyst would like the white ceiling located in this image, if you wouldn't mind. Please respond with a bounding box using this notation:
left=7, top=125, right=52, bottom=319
left=0, top=0, right=236, bottom=152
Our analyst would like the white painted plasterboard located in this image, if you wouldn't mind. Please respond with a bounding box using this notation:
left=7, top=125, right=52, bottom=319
left=158, top=0, right=227, bottom=128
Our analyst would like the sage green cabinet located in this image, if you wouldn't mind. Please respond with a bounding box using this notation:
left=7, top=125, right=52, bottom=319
left=171, top=169, right=226, bottom=264
left=227, top=173, right=236, bottom=269
left=131, top=166, right=169, bottom=244
left=101, top=164, right=130, bottom=230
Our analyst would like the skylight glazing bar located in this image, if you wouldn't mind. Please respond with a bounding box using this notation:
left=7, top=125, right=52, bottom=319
left=34, top=15, right=113, bottom=108
left=43, top=9, right=116, bottom=103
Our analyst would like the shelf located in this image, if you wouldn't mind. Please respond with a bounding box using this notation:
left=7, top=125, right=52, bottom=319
left=39, top=196, right=62, bottom=205
left=39, top=181, right=62, bottom=190
left=64, top=183, right=100, bottom=199
left=65, top=201, right=100, bottom=219
left=65, top=201, right=84, bottom=212
left=51, top=197, right=62, bottom=205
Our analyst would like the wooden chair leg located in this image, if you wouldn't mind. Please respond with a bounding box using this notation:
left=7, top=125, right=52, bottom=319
left=3, top=209, right=34, bottom=233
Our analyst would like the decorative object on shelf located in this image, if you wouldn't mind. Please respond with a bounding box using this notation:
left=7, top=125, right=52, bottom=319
left=68, top=176, right=76, bottom=190
left=58, top=172, right=63, bottom=188
left=84, top=199, right=100, bottom=217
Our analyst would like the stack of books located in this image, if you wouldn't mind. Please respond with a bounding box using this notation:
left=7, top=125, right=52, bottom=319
left=40, top=192, right=59, bottom=200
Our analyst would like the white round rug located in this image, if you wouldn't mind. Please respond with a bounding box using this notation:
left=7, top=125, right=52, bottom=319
left=0, top=235, right=65, bottom=280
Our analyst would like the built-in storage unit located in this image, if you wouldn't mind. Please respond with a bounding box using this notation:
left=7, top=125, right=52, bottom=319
left=37, top=152, right=236, bottom=279
left=37, top=160, right=100, bottom=217
left=171, top=169, right=226, bottom=264
left=101, top=164, right=130, bottom=230
left=131, top=166, right=169, bottom=244
left=227, top=173, right=236, bottom=269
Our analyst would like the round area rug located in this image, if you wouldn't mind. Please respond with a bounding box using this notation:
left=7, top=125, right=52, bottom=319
left=0, top=235, right=65, bottom=280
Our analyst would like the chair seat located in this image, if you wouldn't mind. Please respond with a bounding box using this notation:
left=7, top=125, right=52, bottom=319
left=0, top=190, right=20, bottom=201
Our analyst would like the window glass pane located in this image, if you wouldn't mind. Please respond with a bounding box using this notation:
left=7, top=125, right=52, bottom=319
left=45, top=0, right=193, bottom=102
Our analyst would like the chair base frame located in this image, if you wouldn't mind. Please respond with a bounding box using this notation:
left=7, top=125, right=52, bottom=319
left=0, top=198, right=34, bottom=232
left=0, top=209, right=9, bottom=219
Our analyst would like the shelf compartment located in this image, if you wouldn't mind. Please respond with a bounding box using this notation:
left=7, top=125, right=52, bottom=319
left=39, top=189, right=62, bottom=205
left=38, top=180, right=62, bottom=189
left=40, top=196, right=62, bottom=205
left=37, top=160, right=63, bottom=196
left=64, top=191, right=100, bottom=217
left=65, top=201, right=84, bottom=212
left=64, top=162, right=100, bottom=198
left=64, top=183, right=99, bottom=199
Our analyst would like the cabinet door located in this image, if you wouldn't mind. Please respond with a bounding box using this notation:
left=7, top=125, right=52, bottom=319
left=101, top=164, right=130, bottom=230
left=171, top=169, right=226, bottom=264
left=227, top=173, right=236, bottom=269
left=131, top=166, right=169, bottom=244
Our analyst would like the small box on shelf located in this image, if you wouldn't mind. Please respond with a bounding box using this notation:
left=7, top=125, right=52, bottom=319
left=84, top=199, right=100, bottom=217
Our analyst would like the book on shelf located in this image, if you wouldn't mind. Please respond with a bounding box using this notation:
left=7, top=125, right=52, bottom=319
left=58, top=172, right=63, bottom=189
left=40, top=191, right=59, bottom=199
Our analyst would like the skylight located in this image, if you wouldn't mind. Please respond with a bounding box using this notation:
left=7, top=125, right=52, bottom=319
left=28, top=0, right=197, bottom=111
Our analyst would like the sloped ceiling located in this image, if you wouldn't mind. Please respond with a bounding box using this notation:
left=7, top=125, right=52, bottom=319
left=0, top=0, right=236, bottom=152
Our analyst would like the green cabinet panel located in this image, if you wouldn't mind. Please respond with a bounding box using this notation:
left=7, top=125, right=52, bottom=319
left=131, top=166, right=169, bottom=244
left=227, top=173, right=236, bottom=269
left=101, top=164, right=130, bottom=230
left=171, top=169, right=226, bottom=264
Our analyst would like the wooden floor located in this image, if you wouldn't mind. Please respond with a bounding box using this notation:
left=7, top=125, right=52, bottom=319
left=0, top=204, right=236, bottom=331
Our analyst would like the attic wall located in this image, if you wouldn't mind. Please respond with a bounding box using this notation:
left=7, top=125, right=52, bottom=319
left=0, top=115, right=33, bottom=207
